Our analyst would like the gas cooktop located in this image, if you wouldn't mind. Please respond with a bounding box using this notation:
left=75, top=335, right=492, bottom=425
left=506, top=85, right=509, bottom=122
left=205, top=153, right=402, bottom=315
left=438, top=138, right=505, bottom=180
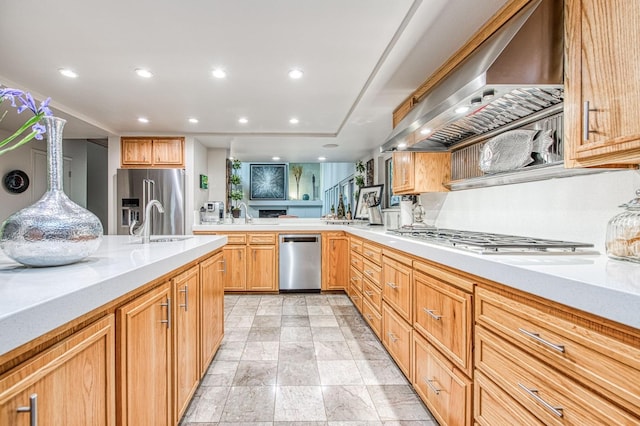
left=386, top=227, right=595, bottom=254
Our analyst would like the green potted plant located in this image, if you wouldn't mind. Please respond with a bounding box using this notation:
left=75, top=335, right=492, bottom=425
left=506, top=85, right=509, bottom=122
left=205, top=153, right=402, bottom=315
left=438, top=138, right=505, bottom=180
left=355, top=160, right=366, bottom=196
left=230, top=159, right=243, bottom=218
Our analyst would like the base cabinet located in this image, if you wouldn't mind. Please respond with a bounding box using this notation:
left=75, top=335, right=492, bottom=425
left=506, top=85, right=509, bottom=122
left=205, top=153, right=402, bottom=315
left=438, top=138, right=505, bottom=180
left=0, top=316, right=115, bottom=426
left=413, top=332, right=472, bottom=426
left=322, top=232, right=349, bottom=290
left=199, top=252, right=225, bottom=374
left=382, top=301, right=413, bottom=378
left=117, top=283, right=173, bottom=426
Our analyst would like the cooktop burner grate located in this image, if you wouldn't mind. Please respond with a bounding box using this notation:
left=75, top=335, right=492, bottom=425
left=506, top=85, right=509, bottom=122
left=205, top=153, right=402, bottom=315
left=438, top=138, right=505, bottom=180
left=387, top=227, right=595, bottom=254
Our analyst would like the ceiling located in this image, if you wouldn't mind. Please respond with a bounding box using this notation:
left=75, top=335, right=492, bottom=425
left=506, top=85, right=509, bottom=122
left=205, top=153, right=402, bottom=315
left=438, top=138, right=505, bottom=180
left=0, top=0, right=508, bottom=163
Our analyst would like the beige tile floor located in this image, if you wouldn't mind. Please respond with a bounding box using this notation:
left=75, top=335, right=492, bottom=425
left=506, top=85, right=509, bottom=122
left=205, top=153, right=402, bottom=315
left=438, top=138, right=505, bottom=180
left=180, top=293, right=438, bottom=426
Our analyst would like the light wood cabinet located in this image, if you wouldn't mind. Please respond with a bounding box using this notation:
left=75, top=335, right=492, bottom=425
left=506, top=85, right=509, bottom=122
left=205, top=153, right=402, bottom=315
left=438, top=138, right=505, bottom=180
left=564, top=0, right=640, bottom=167
left=475, top=283, right=640, bottom=423
left=392, top=151, right=450, bottom=194
left=0, top=316, right=115, bottom=426
left=414, top=269, right=473, bottom=376
left=121, top=137, right=184, bottom=168
left=322, top=232, right=349, bottom=290
left=173, top=266, right=200, bottom=423
left=413, top=331, right=472, bottom=426
left=221, top=245, right=246, bottom=291
left=382, top=301, right=413, bottom=378
left=117, top=283, right=172, bottom=426
left=247, top=245, right=277, bottom=291
left=199, top=252, right=225, bottom=375
left=362, top=298, right=382, bottom=339
left=382, top=251, right=412, bottom=323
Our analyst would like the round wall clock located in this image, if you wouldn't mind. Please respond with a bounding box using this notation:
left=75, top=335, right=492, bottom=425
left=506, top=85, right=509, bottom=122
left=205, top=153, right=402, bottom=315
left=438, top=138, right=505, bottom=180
left=3, top=170, right=30, bottom=194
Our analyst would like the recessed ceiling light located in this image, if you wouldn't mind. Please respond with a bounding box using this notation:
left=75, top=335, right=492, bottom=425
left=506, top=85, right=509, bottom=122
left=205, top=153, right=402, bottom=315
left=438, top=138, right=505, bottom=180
left=212, top=68, right=227, bottom=79
left=272, top=156, right=280, bottom=161
left=58, top=68, right=78, bottom=78
left=398, top=142, right=407, bottom=148
left=238, top=117, right=248, bottom=124
left=138, top=117, right=149, bottom=123
left=318, top=156, right=327, bottom=161
left=288, top=68, right=304, bottom=79
left=322, top=143, right=339, bottom=148
left=455, top=106, right=470, bottom=114
left=289, top=118, right=299, bottom=124
left=135, top=68, right=153, bottom=78
left=188, top=118, right=198, bottom=123
left=420, top=128, right=432, bottom=135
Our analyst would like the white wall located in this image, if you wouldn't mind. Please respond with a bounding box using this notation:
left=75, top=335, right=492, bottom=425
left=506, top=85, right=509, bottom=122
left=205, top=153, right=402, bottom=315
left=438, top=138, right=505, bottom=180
left=86, top=142, right=108, bottom=231
left=206, top=148, right=229, bottom=207
left=0, top=129, right=89, bottom=223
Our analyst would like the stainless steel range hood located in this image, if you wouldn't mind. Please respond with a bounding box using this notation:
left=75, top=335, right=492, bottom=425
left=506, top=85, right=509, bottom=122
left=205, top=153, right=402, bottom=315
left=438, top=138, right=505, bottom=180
left=381, top=0, right=563, bottom=152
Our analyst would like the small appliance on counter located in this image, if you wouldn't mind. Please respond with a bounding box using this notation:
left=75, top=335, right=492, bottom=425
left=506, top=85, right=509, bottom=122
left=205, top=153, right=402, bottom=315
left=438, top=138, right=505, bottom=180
left=366, top=193, right=384, bottom=226
left=200, top=201, right=225, bottom=224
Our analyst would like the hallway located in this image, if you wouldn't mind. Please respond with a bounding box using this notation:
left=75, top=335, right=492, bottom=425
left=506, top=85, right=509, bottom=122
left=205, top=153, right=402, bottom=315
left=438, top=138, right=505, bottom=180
left=180, top=293, right=436, bottom=425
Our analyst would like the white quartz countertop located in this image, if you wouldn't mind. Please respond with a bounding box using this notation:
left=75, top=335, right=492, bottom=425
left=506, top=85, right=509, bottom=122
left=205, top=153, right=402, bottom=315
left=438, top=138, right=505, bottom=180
left=0, top=235, right=226, bottom=356
left=195, top=220, right=640, bottom=329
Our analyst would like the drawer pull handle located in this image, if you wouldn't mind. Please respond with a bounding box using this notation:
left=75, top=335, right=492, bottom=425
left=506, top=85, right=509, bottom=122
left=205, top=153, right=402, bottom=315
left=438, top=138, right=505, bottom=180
left=365, top=314, right=373, bottom=320
left=365, top=269, right=375, bottom=276
left=179, top=285, right=189, bottom=311
left=160, top=297, right=171, bottom=329
left=518, top=383, right=563, bottom=418
left=423, top=378, right=441, bottom=395
left=17, top=393, right=37, bottom=426
left=518, top=328, right=565, bottom=353
left=387, top=332, right=399, bottom=342
left=386, top=282, right=398, bottom=289
left=364, top=290, right=374, bottom=296
left=365, top=251, right=374, bottom=256
left=423, top=308, right=442, bottom=320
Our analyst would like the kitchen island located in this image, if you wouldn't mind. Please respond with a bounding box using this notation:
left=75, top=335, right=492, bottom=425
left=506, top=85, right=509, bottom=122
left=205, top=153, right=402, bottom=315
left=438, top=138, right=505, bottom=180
left=0, top=234, right=226, bottom=426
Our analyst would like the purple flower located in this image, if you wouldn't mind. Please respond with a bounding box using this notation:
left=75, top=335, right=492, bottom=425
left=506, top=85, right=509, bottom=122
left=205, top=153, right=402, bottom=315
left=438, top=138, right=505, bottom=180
left=32, top=123, right=46, bottom=140
left=1, top=86, right=54, bottom=154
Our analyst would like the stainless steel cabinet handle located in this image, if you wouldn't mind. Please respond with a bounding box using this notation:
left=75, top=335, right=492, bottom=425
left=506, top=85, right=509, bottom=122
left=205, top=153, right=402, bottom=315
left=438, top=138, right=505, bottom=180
left=387, top=332, right=398, bottom=342
left=424, top=378, right=441, bottom=395
left=386, top=282, right=398, bottom=289
left=160, top=297, right=171, bottom=329
left=364, top=290, right=374, bottom=296
left=583, top=101, right=597, bottom=141
left=518, top=328, right=565, bottom=353
left=218, top=259, right=226, bottom=273
left=17, top=393, right=37, bottom=426
left=423, top=308, right=442, bottom=320
left=518, top=383, right=564, bottom=417
left=365, top=269, right=374, bottom=276
left=179, top=285, right=189, bottom=311
left=365, top=314, right=373, bottom=320
left=365, top=251, right=373, bottom=256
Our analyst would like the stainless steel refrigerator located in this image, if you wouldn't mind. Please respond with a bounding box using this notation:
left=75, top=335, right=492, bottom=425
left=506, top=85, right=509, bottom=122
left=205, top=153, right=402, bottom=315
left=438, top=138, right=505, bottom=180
left=116, top=169, right=185, bottom=235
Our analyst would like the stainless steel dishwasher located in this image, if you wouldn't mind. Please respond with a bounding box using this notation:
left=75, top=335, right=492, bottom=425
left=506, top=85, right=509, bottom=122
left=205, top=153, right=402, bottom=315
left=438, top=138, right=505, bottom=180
left=279, top=234, right=321, bottom=292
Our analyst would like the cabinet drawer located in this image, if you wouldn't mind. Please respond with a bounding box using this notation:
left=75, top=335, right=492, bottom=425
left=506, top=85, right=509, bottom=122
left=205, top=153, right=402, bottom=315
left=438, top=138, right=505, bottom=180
left=382, top=302, right=412, bottom=378
left=362, top=278, right=382, bottom=313
left=248, top=233, right=276, bottom=244
left=348, top=286, right=363, bottom=313
left=476, top=326, right=639, bottom=425
left=350, top=238, right=363, bottom=255
left=225, top=233, right=247, bottom=244
left=350, top=252, right=363, bottom=271
left=414, top=270, right=472, bottom=376
left=476, top=286, right=640, bottom=414
left=362, top=242, right=382, bottom=265
left=362, top=259, right=381, bottom=287
left=413, top=332, right=472, bottom=426
left=362, top=298, right=382, bottom=339
left=382, top=256, right=412, bottom=322
left=349, top=266, right=363, bottom=293
left=475, top=370, right=543, bottom=426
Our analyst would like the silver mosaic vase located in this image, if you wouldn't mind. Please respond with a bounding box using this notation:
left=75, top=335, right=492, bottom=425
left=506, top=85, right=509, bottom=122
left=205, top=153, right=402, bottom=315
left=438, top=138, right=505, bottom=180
left=0, top=116, right=103, bottom=267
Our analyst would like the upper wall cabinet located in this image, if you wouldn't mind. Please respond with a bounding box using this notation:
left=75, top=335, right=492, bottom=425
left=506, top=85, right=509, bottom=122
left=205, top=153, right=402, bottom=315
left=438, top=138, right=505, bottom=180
left=392, top=152, right=450, bottom=195
left=565, top=0, right=640, bottom=167
left=121, top=137, right=185, bottom=168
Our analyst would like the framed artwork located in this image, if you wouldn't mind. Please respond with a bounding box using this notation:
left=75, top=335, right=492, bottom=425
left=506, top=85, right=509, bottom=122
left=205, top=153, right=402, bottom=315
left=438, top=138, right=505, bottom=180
left=250, top=164, right=287, bottom=200
left=354, top=184, right=384, bottom=220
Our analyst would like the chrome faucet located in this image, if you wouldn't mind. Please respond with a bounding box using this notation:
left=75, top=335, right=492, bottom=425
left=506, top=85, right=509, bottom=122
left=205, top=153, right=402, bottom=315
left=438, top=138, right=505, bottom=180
left=130, top=199, right=165, bottom=243
left=237, top=202, right=252, bottom=223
